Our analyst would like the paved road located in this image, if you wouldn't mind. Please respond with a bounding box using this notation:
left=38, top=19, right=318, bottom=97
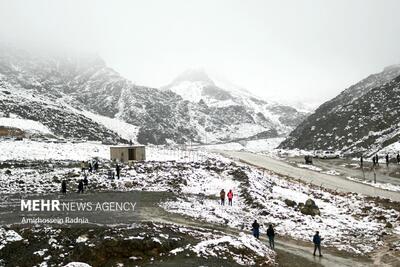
left=217, top=150, right=400, bottom=202
left=309, top=157, right=400, bottom=186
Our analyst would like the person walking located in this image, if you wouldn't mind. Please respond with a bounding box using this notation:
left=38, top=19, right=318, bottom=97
left=227, top=189, right=233, bottom=206
left=78, top=179, right=84, bottom=194
left=267, top=224, right=275, bottom=249
left=360, top=155, right=363, bottom=168
left=220, top=189, right=226, bottom=206
left=313, top=231, right=323, bottom=257
left=386, top=153, right=390, bottom=167
left=94, top=161, right=99, bottom=172
left=397, top=153, right=400, bottom=165
left=252, top=220, right=260, bottom=239
left=372, top=156, right=376, bottom=167
left=61, top=180, right=67, bottom=194
left=83, top=173, right=88, bottom=186
left=116, top=164, right=121, bottom=179
left=375, top=154, right=379, bottom=166
left=80, top=161, right=86, bottom=172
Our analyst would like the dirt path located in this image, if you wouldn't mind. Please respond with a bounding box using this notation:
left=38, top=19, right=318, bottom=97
left=144, top=215, right=369, bottom=267
left=371, top=234, right=400, bottom=267
left=217, top=150, right=400, bottom=202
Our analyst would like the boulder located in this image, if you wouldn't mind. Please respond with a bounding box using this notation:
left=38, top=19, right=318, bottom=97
left=52, top=176, right=61, bottom=183
left=300, top=198, right=320, bottom=216
left=124, top=181, right=134, bottom=188
left=259, top=210, right=269, bottom=216
left=284, top=199, right=296, bottom=207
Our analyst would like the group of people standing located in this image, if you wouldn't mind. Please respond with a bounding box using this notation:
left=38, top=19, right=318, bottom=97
left=81, top=160, right=99, bottom=173
left=219, top=190, right=322, bottom=255
left=62, top=161, right=123, bottom=194
left=251, top=220, right=323, bottom=256
left=61, top=160, right=102, bottom=194
left=219, top=189, right=234, bottom=206
left=251, top=220, right=276, bottom=249
left=361, top=153, right=400, bottom=167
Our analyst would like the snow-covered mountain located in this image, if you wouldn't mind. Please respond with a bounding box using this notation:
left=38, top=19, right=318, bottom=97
left=0, top=46, right=307, bottom=145
left=163, top=68, right=308, bottom=136
left=279, top=64, right=400, bottom=155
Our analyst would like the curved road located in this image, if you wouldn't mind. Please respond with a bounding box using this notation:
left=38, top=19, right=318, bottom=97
left=217, top=150, right=400, bottom=202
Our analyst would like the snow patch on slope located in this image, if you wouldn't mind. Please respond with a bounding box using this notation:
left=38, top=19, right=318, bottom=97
left=0, top=117, right=52, bottom=134
left=80, top=110, right=139, bottom=142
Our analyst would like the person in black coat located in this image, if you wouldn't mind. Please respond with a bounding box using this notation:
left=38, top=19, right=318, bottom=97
left=375, top=154, right=379, bottom=166
left=83, top=173, right=88, bottom=186
left=61, top=180, right=67, bottom=194
left=397, top=153, right=400, bottom=165
left=116, top=164, right=121, bottom=179
left=267, top=224, right=275, bottom=249
left=386, top=153, right=390, bottom=167
left=372, top=156, right=376, bottom=166
left=78, top=179, right=84, bottom=193
left=313, top=231, right=323, bottom=257
left=252, top=220, right=260, bottom=239
left=360, top=155, right=363, bottom=168
left=94, top=161, right=99, bottom=172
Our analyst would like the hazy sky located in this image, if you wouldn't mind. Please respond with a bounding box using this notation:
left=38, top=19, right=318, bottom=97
left=1, top=0, right=400, bottom=108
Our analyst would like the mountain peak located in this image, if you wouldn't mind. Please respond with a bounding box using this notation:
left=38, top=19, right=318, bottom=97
left=383, top=64, right=400, bottom=72
left=171, top=68, right=215, bottom=85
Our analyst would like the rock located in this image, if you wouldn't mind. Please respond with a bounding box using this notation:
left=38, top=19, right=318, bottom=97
left=376, top=215, right=386, bottom=222
left=284, top=199, right=296, bottom=207
left=305, top=199, right=316, bottom=206
left=385, top=222, right=393, bottom=228
left=259, top=210, right=269, bottom=216
left=66, top=172, right=80, bottom=178
left=300, top=198, right=320, bottom=216
left=5, top=169, right=11, bottom=175
left=125, top=181, right=133, bottom=188
left=52, top=176, right=61, bottom=183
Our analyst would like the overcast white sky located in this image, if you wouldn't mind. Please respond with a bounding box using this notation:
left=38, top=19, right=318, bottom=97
left=1, top=0, right=400, bottom=108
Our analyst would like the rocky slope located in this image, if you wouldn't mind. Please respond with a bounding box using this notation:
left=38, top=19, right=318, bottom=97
left=279, top=65, right=400, bottom=155
left=0, top=46, right=306, bottom=145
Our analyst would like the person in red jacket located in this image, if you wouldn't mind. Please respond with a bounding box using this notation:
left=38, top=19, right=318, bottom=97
left=227, top=189, right=233, bottom=206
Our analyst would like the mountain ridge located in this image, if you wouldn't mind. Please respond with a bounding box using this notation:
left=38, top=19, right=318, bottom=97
left=0, top=46, right=307, bottom=145
left=279, top=64, right=400, bottom=155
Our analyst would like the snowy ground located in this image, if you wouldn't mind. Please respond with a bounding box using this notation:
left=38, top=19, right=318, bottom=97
left=0, top=117, right=52, bottom=135
left=0, top=140, right=108, bottom=161
left=1, top=141, right=400, bottom=265
left=0, top=223, right=275, bottom=267
left=0, top=146, right=399, bottom=256
left=196, top=138, right=285, bottom=153
left=160, top=158, right=399, bottom=255
left=0, top=140, right=207, bottom=162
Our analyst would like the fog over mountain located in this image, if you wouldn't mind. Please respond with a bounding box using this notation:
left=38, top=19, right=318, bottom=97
left=2, top=0, right=400, bottom=106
